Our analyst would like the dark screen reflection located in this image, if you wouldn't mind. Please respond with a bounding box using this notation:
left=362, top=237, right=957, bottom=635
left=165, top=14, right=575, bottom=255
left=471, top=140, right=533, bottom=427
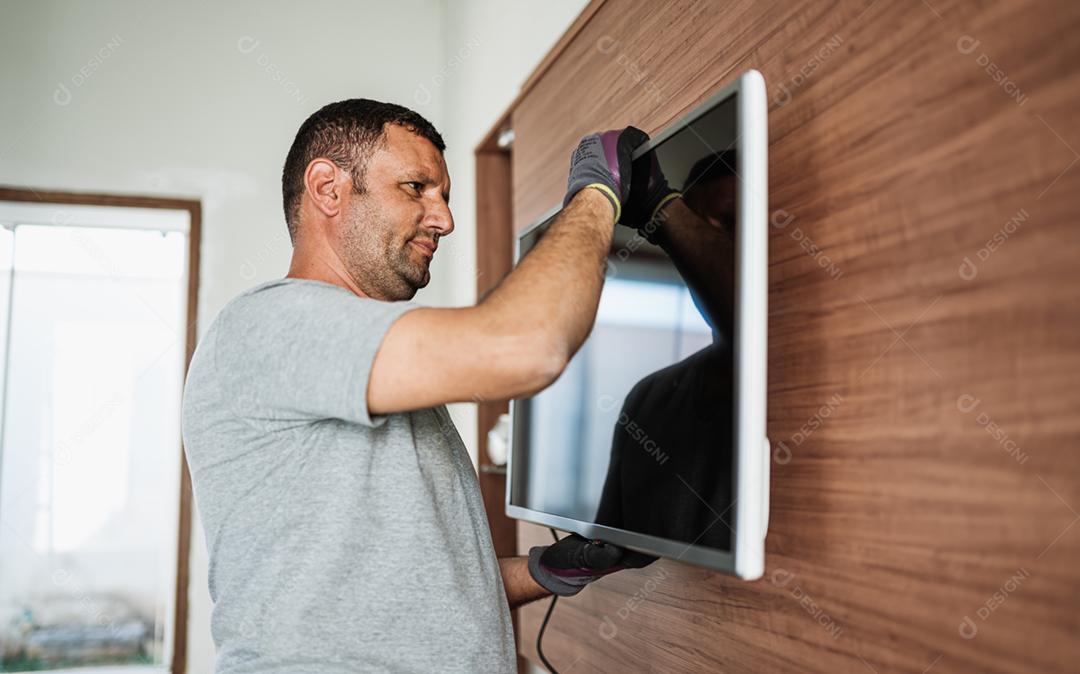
left=513, top=95, right=739, bottom=553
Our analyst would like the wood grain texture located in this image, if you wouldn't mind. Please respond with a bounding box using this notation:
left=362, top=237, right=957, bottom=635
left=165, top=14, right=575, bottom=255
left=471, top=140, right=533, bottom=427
left=473, top=149, right=532, bottom=673
left=475, top=149, right=517, bottom=558
left=500, top=1, right=1080, bottom=672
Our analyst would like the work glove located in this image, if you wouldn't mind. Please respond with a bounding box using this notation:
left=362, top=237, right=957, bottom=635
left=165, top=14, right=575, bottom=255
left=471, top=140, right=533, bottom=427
left=563, top=126, right=649, bottom=225
left=528, top=533, right=658, bottom=597
left=623, top=145, right=682, bottom=243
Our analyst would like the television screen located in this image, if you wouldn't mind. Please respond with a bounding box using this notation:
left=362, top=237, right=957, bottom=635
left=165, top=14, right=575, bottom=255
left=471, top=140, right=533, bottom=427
left=507, top=70, right=769, bottom=579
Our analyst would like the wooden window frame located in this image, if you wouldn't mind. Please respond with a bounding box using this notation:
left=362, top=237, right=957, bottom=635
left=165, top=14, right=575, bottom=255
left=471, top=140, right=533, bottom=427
left=0, top=185, right=201, bottom=674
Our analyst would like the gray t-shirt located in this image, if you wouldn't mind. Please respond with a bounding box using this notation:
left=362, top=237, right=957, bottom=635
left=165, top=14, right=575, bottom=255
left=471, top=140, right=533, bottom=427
left=181, top=277, right=516, bottom=673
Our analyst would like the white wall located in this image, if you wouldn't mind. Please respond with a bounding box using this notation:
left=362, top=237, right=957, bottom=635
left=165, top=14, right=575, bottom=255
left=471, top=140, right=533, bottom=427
left=428, top=0, right=589, bottom=463
left=0, top=0, right=585, bottom=669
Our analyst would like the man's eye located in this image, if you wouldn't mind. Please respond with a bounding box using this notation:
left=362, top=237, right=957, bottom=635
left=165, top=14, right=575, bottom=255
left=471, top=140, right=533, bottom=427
left=406, top=181, right=423, bottom=192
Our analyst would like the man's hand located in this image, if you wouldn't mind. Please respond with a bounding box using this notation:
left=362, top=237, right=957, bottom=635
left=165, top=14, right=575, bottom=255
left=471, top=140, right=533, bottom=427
left=623, top=144, right=682, bottom=242
left=527, top=533, right=657, bottom=597
left=563, top=127, right=649, bottom=225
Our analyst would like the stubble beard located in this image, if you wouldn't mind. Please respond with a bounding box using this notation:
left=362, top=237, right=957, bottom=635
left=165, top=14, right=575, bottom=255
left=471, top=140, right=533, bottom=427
left=340, top=193, right=430, bottom=301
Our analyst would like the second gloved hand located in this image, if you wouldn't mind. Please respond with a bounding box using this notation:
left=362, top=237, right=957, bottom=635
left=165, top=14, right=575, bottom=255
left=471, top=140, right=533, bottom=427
left=563, top=126, right=649, bottom=224
left=528, top=532, right=658, bottom=597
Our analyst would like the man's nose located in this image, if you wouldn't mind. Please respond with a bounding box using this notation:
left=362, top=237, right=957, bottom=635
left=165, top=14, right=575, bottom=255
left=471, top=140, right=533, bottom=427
left=425, top=198, right=454, bottom=236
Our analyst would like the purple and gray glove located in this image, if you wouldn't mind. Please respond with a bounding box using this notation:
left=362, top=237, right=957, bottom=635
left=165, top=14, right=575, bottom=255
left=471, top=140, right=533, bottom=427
left=528, top=533, right=658, bottom=597
left=563, top=126, right=650, bottom=225
left=563, top=126, right=681, bottom=240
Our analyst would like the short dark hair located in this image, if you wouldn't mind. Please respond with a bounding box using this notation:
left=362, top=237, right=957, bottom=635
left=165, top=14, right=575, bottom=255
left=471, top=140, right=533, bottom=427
left=281, top=98, right=445, bottom=241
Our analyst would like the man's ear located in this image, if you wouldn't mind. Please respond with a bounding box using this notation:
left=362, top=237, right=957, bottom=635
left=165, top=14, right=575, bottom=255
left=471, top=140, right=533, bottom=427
left=303, top=158, right=347, bottom=219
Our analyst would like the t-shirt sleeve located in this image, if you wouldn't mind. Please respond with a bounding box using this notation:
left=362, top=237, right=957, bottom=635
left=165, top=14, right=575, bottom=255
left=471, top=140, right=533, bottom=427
left=213, top=284, right=421, bottom=427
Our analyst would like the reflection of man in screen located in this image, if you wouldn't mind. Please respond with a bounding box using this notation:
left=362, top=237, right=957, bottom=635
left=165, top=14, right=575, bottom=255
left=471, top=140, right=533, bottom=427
left=594, top=150, right=737, bottom=551
left=683, top=150, right=737, bottom=239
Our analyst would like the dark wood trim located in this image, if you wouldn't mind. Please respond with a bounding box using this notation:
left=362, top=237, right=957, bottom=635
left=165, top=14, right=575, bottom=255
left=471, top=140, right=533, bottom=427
left=475, top=110, right=512, bottom=155
left=175, top=198, right=201, bottom=674
left=0, top=185, right=201, bottom=674
left=473, top=149, right=524, bottom=671
left=0, top=185, right=202, bottom=212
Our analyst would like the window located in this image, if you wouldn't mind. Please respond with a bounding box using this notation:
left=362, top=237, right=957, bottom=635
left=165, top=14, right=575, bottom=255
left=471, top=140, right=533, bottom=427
left=0, top=192, right=199, bottom=674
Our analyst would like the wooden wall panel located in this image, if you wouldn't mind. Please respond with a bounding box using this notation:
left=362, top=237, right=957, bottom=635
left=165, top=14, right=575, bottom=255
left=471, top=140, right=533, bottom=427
left=504, top=1, right=1080, bottom=672
left=475, top=150, right=516, bottom=559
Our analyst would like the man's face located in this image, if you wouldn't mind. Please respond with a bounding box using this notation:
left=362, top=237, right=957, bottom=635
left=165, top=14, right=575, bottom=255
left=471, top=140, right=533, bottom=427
left=338, top=124, right=453, bottom=301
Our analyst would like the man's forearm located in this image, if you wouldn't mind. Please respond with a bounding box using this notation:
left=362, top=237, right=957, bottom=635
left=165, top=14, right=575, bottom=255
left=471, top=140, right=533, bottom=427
left=478, top=188, right=615, bottom=366
left=499, top=556, right=552, bottom=609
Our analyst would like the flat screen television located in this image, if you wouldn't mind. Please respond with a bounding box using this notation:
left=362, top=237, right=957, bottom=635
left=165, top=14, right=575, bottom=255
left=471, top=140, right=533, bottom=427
left=506, top=69, right=769, bottom=580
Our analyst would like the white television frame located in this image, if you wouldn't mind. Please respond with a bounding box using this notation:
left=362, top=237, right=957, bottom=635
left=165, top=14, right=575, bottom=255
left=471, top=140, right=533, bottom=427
left=506, top=69, right=769, bottom=580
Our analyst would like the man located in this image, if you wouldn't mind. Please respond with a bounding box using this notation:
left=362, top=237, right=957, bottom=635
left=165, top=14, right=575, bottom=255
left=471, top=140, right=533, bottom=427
left=181, top=99, right=660, bottom=673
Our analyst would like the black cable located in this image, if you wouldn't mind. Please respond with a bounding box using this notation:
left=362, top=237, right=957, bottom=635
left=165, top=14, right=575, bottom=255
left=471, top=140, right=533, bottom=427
left=537, top=593, right=559, bottom=674
left=537, top=528, right=561, bottom=674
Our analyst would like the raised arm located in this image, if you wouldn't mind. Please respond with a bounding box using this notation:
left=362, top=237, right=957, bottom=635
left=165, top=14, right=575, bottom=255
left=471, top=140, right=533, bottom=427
left=368, top=128, right=647, bottom=414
